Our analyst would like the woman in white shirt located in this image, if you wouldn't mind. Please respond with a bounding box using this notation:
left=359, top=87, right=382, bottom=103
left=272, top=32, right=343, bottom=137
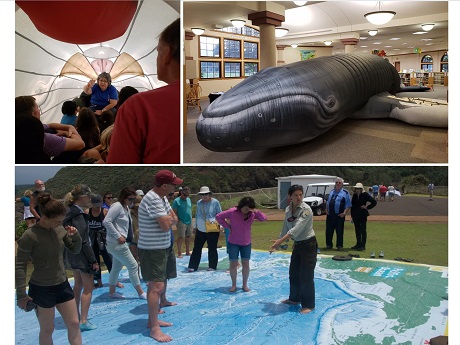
left=103, top=187, right=146, bottom=299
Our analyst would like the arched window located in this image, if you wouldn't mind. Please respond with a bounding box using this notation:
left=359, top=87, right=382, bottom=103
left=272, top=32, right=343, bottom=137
left=440, top=52, right=448, bottom=72
left=421, top=54, right=433, bottom=72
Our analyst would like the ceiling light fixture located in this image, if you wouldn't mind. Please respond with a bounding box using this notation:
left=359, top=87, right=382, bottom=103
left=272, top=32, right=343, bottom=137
left=293, top=1, right=308, bottom=5
left=324, top=41, right=332, bottom=46
left=368, top=30, right=378, bottom=36
left=231, top=19, right=246, bottom=28
left=291, top=44, right=298, bottom=48
left=191, top=28, right=205, bottom=35
left=275, top=27, right=289, bottom=38
left=422, top=23, right=435, bottom=31
left=364, top=1, right=396, bottom=25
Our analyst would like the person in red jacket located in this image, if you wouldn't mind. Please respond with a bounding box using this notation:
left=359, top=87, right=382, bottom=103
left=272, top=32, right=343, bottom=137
left=379, top=183, right=388, bottom=202
left=107, top=18, right=180, bottom=164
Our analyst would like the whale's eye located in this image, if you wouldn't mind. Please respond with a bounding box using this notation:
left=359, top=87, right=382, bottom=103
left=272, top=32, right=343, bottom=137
left=244, top=137, right=251, bottom=142
left=326, top=96, right=336, bottom=108
left=257, top=113, right=263, bottom=118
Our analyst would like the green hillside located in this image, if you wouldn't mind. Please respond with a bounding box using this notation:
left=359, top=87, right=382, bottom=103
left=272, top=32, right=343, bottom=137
left=15, top=166, right=447, bottom=199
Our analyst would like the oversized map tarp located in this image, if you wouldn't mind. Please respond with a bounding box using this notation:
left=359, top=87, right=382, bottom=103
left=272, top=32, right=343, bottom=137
left=15, top=249, right=448, bottom=344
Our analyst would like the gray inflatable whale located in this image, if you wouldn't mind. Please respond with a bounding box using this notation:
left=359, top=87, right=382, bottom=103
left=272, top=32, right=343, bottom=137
left=196, top=53, right=447, bottom=152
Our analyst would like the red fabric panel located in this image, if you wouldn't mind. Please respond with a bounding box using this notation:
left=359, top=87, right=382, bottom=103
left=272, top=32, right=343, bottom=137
left=16, top=0, right=138, bottom=44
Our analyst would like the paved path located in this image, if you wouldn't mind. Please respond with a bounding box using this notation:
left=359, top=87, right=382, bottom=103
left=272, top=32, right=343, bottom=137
left=263, top=195, right=447, bottom=223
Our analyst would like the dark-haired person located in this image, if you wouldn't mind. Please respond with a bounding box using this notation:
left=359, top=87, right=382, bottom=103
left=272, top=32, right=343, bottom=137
left=216, top=197, right=267, bottom=292
left=88, top=194, right=114, bottom=288
left=16, top=192, right=83, bottom=344
left=63, top=185, right=99, bottom=331
left=270, top=184, right=318, bottom=315
left=15, top=113, right=51, bottom=164
left=83, top=72, right=118, bottom=115
left=172, top=186, right=193, bottom=258
left=53, top=107, right=101, bottom=164
left=60, top=100, right=78, bottom=126
left=102, top=192, right=114, bottom=214
left=116, top=85, right=138, bottom=110
left=97, top=110, right=115, bottom=133
left=107, top=18, right=180, bottom=164
left=103, top=187, right=147, bottom=299
left=15, top=96, right=85, bottom=161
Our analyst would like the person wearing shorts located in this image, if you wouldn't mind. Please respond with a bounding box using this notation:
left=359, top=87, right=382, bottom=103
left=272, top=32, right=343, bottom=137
left=172, top=186, right=193, bottom=258
left=216, top=197, right=267, bottom=292
left=16, top=192, right=83, bottom=344
left=137, top=170, right=182, bottom=342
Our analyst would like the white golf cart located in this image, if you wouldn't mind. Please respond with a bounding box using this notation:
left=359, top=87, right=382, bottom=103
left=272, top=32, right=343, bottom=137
left=303, top=182, right=349, bottom=216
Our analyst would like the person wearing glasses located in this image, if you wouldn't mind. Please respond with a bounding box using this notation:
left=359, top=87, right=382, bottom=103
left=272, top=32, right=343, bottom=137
left=102, top=192, right=114, bottom=214
left=103, top=187, right=147, bottom=300
left=83, top=72, right=118, bottom=115
left=270, top=184, right=318, bottom=315
left=188, top=186, right=223, bottom=273
left=106, top=18, right=180, bottom=164
left=138, top=170, right=182, bottom=342
left=325, top=177, right=351, bottom=250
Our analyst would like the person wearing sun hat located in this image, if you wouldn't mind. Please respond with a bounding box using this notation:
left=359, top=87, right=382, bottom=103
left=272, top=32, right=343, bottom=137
left=188, top=186, right=223, bottom=273
left=350, top=183, right=377, bottom=251
left=138, top=169, right=182, bottom=342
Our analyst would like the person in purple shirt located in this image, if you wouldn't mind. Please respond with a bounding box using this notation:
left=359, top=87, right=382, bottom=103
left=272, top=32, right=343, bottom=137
left=216, top=197, right=267, bottom=292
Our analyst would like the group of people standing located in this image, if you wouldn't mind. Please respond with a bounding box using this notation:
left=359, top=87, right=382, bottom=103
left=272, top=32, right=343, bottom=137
left=16, top=172, right=387, bottom=343
left=325, top=177, right=377, bottom=251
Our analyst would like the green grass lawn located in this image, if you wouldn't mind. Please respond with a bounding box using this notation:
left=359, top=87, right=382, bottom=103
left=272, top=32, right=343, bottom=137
left=22, top=220, right=447, bottom=285
left=249, top=221, right=448, bottom=267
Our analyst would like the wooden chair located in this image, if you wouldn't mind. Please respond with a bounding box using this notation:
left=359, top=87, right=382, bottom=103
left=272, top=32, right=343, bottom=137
left=186, top=81, right=202, bottom=111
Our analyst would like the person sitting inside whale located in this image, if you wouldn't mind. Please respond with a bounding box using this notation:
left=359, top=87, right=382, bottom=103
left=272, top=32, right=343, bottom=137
left=60, top=100, right=78, bottom=126
left=15, top=96, right=85, bottom=161
left=83, top=72, right=118, bottom=116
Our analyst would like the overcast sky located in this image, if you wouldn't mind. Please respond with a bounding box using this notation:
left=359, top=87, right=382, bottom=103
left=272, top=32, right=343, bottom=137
left=15, top=166, right=63, bottom=185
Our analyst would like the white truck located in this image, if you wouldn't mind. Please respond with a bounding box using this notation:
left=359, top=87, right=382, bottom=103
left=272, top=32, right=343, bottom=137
left=303, top=182, right=349, bottom=216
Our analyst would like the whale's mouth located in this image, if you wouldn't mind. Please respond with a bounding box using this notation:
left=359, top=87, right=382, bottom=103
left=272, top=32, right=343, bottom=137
left=196, top=94, right=337, bottom=152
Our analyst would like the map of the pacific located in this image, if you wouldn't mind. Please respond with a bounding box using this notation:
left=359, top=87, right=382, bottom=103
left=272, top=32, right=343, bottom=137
left=15, top=249, right=448, bottom=344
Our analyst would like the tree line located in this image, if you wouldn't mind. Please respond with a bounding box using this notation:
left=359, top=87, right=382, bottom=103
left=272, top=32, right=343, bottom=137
left=15, top=166, right=447, bottom=199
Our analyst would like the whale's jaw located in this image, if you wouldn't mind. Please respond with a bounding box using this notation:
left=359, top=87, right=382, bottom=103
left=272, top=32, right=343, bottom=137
left=197, top=95, right=336, bottom=152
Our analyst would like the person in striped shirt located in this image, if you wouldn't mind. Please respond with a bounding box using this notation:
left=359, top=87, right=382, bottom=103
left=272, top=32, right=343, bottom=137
left=138, top=170, right=182, bottom=343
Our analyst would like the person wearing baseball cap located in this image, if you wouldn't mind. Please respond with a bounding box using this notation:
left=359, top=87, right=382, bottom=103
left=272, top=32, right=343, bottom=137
left=154, top=170, right=183, bottom=186
left=350, top=183, right=377, bottom=251
left=137, top=169, right=182, bottom=341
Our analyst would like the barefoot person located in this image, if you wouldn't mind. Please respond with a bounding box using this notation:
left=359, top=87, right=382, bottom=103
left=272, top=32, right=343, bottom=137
left=270, top=184, right=318, bottom=315
left=16, top=192, right=83, bottom=344
left=138, top=170, right=182, bottom=342
left=216, top=197, right=267, bottom=292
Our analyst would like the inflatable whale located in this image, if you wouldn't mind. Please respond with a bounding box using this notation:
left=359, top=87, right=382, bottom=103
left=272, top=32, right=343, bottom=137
left=196, top=53, right=447, bottom=152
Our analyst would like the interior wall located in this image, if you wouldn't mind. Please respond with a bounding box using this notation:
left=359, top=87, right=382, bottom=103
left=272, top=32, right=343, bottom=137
left=387, top=50, right=448, bottom=72
left=282, top=46, right=333, bottom=64
left=187, top=30, right=259, bottom=97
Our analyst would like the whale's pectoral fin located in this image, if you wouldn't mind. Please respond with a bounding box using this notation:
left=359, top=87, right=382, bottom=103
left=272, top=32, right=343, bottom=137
left=350, top=92, right=448, bottom=128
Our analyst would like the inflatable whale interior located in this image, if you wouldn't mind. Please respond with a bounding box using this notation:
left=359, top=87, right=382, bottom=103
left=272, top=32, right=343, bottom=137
left=15, top=0, right=179, bottom=124
left=196, top=53, right=448, bottom=152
